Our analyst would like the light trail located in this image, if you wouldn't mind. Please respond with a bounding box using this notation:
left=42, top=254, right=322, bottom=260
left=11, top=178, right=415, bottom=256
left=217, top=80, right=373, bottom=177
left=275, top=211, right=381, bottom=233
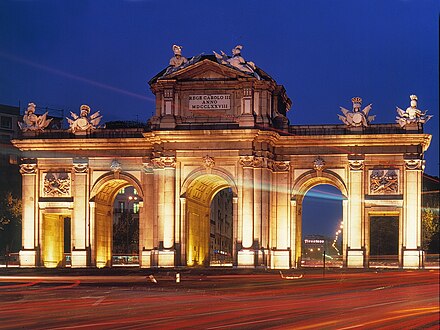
left=0, top=51, right=155, bottom=102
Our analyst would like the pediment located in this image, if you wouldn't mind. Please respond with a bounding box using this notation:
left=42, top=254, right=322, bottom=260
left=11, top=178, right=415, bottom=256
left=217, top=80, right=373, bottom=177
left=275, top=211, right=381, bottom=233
left=160, top=59, right=253, bottom=81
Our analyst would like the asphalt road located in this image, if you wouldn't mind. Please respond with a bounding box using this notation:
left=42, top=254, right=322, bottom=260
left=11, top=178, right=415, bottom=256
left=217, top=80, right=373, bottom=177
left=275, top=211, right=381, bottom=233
left=0, top=269, right=438, bottom=329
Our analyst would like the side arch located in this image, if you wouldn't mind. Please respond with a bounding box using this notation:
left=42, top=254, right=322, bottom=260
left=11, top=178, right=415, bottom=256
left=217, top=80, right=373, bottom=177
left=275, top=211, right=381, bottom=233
left=292, top=169, right=348, bottom=199
left=291, top=169, right=348, bottom=268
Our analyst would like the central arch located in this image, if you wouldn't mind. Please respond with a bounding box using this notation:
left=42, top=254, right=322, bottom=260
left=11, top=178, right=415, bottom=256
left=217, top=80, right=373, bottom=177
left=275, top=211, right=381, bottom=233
left=90, top=172, right=143, bottom=268
left=181, top=170, right=237, bottom=266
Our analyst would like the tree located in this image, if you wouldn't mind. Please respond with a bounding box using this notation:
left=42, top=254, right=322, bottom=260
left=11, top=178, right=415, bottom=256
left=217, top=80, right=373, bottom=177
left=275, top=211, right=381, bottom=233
left=0, top=192, right=22, bottom=254
left=422, top=208, right=439, bottom=253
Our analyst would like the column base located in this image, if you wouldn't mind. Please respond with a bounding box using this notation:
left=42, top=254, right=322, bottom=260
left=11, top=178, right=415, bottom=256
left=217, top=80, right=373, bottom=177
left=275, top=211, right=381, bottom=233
left=347, top=249, right=364, bottom=268
left=19, top=250, right=37, bottom=267
left=158, top=250, right=175, bottom=267
left=71, top=250, right=88, bottom=268
left=402, top=249, right=423, bottom=269
left=140, top=250, right=153, bottom=268
left=269, top=249, right=290, bottom=269
left=237, top=249, right=255, bottom=268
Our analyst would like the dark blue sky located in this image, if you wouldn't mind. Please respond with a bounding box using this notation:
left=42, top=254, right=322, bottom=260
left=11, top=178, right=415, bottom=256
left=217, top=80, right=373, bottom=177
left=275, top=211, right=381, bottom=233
left=0, top=1, right=438, bottom=236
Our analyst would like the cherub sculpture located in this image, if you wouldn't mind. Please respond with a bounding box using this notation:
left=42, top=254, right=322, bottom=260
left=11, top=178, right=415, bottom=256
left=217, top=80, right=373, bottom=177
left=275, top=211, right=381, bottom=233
left=396, top=95, right=432, bottom=128
left=67, top=104, right=103, bottom=133
left=213, top=45, right=259, bottom=79
left=18, top=102, right=52, bottom=131
left=338, top=97, right=375, bottom=127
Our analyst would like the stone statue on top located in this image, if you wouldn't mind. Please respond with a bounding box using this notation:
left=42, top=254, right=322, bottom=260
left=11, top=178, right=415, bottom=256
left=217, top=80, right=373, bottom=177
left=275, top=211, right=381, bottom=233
left=18, top=102, right=53, bottom=132
left=396, top=95, right=432, bottom=128
left=67, top=104, right=103, bottom=133
left=214, top=45, right=260, bottom=79
left=338, top=97, right=375, bottom=128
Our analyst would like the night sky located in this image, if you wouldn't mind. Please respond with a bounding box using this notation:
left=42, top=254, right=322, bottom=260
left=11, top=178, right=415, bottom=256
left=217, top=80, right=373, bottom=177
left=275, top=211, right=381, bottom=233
left=1, top=1, right=438, bottom=237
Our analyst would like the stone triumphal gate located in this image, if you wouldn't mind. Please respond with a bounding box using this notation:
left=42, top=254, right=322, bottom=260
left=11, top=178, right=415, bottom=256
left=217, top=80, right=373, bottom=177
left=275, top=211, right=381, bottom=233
left=13, top=46, right=432, bottom=269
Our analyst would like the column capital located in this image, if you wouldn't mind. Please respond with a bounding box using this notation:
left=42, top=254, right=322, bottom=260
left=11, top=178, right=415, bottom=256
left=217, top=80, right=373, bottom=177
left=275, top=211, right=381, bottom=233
left=152, top=156, right=176, bottom=169
left=348, top=159, right=364, bottom=171
left=404, top=158, right=425, bottom=170
left=19, top=158, right=37, bottom=175
left=348, top=154, right=365, bottom=171
left=20, top=163, right=37, bottom=175
left=270, top=160, right=290, bottom=172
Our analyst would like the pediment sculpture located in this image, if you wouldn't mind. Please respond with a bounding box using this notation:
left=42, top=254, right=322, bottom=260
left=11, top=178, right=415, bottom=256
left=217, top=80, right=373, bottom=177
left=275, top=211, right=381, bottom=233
left=163, top=45, right=201, bottom=76
left=338, top=97, right=375, bottom=127
left=396, top=95, right=432, bottom=128
left=67, top=104, right=103, bottom=133
left=18, top=102, right=52, bottom=132
left=214, top=45, right=260, bottom=79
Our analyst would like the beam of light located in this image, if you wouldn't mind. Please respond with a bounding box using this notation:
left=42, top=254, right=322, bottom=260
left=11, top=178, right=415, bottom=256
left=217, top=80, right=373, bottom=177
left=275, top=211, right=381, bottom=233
left=304, top=188, right=344, bottom=201
left=0, top=51, right=155, bottom=102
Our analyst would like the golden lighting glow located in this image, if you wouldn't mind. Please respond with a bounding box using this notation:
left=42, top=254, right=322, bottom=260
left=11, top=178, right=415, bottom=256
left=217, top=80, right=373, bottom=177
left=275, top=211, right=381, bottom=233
left=42, top=214, right=64, bottom=268
left=186, top=174, right=230, bottom=266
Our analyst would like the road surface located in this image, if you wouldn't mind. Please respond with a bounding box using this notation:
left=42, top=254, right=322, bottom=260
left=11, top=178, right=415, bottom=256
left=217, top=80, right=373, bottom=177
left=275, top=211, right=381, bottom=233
left=0, top=269, right=438, bottom=329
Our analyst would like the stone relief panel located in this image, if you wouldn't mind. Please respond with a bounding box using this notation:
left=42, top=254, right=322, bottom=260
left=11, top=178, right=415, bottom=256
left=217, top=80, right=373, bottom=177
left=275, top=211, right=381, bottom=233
left=369, top=169, right=399, bottom=195
left=42, top=172, right=71, bottom=197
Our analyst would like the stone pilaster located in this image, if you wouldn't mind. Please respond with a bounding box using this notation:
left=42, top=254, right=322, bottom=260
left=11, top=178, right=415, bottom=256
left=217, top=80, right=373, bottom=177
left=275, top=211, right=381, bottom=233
left=159, top=88, right=176, bottom=129
left=19, top=160, right=38, bottom=267
left=239, top=87, right=255, bottom=127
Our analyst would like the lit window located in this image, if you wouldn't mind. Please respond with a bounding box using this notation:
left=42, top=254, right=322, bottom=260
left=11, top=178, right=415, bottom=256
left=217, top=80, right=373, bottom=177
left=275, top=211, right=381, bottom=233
left=119, top=202, right=125, bottom=210
left=133, top=188, right=138, bottom=195
left=133, top=202, right=140, bottom=214
left=119, top=188, right=125, bottom=194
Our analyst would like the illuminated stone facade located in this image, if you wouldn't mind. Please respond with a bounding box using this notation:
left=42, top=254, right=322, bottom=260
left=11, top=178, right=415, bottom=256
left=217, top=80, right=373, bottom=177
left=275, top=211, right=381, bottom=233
left=12, top=53, right=431, bottom=269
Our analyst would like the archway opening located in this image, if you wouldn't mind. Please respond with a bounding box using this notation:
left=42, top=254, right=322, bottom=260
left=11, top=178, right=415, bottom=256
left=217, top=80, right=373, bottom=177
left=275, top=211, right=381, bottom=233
left=301, top=184, right=344, bottom=267
left=369, top=215, right=399, bottom=267
left=112, top=185, right=140, bottom=266
left=41, top=214, right=71, bottom=268
left=185, top=174, right=233, bottom=267
left=92, top=178, right=142, bottom=268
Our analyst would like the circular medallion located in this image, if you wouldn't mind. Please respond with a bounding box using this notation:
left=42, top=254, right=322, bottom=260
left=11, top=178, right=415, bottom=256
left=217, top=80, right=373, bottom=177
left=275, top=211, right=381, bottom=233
left=77, top=118, right=90, bottom=129
left=352, top=112, right=363, bottom=124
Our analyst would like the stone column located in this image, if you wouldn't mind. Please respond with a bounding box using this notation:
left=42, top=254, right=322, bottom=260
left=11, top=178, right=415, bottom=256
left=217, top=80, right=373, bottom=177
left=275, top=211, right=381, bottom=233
left=342, top=198, right=348, bottom=266
left=260, top=161, right=271, bottom=267
left=290, top=199, right=297, bottom=268
left=89, top=201, right=96, bottom=266
left=179, top=197, right=186, bottom=266
left=346, top=158, right=365, bottom=268
left=270, top=161, right=291, bottom=269
left=153, top=156, right=176, bottom=267
left=71, top=160, right=89, bottom=267
left=140, top=161, right=154, bottom=268
left=402, top=157, right=424, bottom=268
left=19, top=161, right=38, bottom=267
left=237, top=156, right=255, bottom=267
